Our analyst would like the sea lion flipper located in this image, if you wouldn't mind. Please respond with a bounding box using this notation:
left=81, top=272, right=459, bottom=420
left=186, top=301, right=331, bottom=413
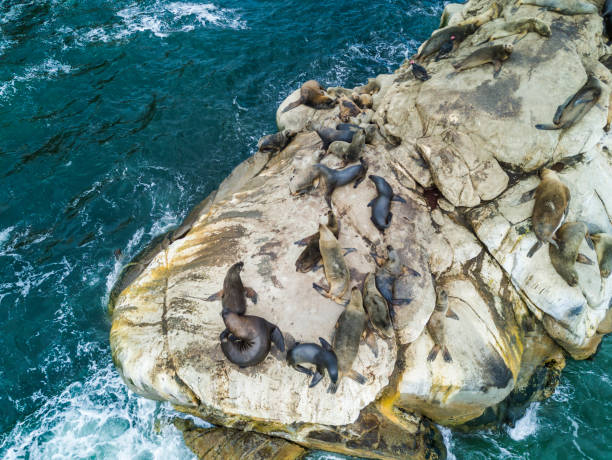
left=220, top=329, right=230, bottom=341
left=535, top=123, right=561, bottom=130
left=427, top=344, right=440, bottom=362
left=519, top=188, right=536, bottom=204
left=327, top=381, right=338, bottom=394
left=270, top=326, right=285, bottom=352
left=313, top=282, right=330, bottom=298
left=294, top=234, right=315, bottom=246
left=391, top=298, right=412, bottom=305
left=295, top=365, right=313, bottom=376
left=319, top=337, right=333, bottom=351
left=442, top=346, right=453, bottom=363
left=576, top=253, right=595, bottom=265
left=385, top=212, right=393, bottom=226
left=206, top=290, right=222, bottom=301
left=309, top=371, right=323, bottom=388
left=527, top=240, right=542, bottom=258
left=367, top=198, right=375, bottom=207
left=446, top=308, right=459, bottom=320
left=282, top=99, right=302, bottom=113
left=347, top=370, right=366, bottom=385
left=343, top=248, right=356, bottom=256
left=245, top=287, right=258, bottom=304
left=392, top=194, right=406, bottom=203
left=586, top=234, right=595, bottom=250
left=364, top=328, right=378, bottom=358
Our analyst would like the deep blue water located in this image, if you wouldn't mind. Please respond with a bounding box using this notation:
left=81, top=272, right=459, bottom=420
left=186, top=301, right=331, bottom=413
left=1, top=1, right=610, bottom=459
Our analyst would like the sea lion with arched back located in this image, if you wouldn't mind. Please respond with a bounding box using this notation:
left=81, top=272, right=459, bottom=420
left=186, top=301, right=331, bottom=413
left=206, top=261, right=258, bottom=314
left=517, top=0, right=597, bottom=15
left=312, top=223, right=352, bottom=305
left=549, top=222, right=595, bottom=286
left=287, top=337, right=338, bottom=388
left=478, top=18, right=551, bottom=44
left=220, top=311, right=285, bottom=367
left=257, top=129, right=296, bottom=154
left=295, top=211, right=339, bottom=273
left=416, top=23, right=478, bottom=61
left=426, top=289, right=459, bottom=363
left=362, top=272, right=394, bottom=339
left=368, top=175, right=406, bottom=232
left=282, top=80, right=335, bottom=113
left=527, top=169, right=571, bottom=258
left=315, top=158, right=368, bottom=207
left=452, top=44, right=513, bottom=77
left=591, top=233, right=612, bottom=278
left=535, top=75, right=602, bottom=130
left=328, top=287, right=368, bottom=394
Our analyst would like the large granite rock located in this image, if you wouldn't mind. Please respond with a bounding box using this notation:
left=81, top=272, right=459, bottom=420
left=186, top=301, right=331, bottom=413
left=110, top=0, right=612, bottom=457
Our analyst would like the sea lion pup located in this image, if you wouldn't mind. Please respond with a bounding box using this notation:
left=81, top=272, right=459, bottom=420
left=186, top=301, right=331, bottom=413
left=591, top=233, right=612, bottom=278
left=478, top=18, right=551, bottom=44
left=307, top=121, right=355, bottom=150
left=328, top=287, right=368, bottom=394
left=426, top=289, right=459, bottom=363
left=549, top=222, right=595, bottom=286
left=363, top=272, right=394, bottom=339
left=536, top=75, right=602, bottom=130
left=410, top=60, right=430, bottom=81
left=257, top=129, right=296, bottom=154
left=315, top=158, right=368, bottom=207
left=312, top=223, right=352, bottom=304
left=452, top=44, right=513, bottom=77
left=516, top=0, right=597, bottom=15
left=287, top=337, right=338, bottom=388
left=338, top=97, right=361, bottom=122
left=220, top=311, right=285, bottom=368
left=205, top=261, right=258, bottom=314
left=527, top=169, right=571, bottom=258
left=416, top=23, right=478, bottom=61
left=354, top=78, right=381, bottom=95
left=295, top=211, right=339, bottom=273
left=327, top=129, right=366, bottom=165
left=351, top=92, right=373, bottom=109
left=374, top=246, right=413, bottom=321
left=282, top=80, right=335, bottom=113
left=368, top=175, right=406, bottom=232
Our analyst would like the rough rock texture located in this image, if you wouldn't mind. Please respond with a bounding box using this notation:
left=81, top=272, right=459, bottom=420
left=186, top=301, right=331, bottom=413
left=110, top=0, right=612, bottom=457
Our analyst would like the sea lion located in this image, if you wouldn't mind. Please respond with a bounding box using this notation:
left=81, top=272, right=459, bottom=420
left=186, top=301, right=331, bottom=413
left=426, top=289, right=459, bottom=363
left=605, top=92, right=612, bottom=132
left=591, top=233, right=612, bottom=278
left=517, top=0, right=597, bottom=15
left=363, top=272, right=393, bottom=339
left=527, top=169, right=571, bottom=257
left=417, top=23, right=478, bottom=61
left=456, top=2, right=502, bottom=27
left=220, top=311, right=285, bottom=368
left=257, top=129, right=296, bottom=154
left=327, top=129, right=366, bottom=165
left=478, top=18, right=550, bottom=45
left=336, top=122, right=376, bottom=144
left=282, top=80, right=335, bottom=113
left=287, top=337, right=339, bottom=388
left=312, top=223, right=351, bottom=304
left=328, top=287, right=368, bottom=394
left=604, top=0, right=612, bottom=44
left=374, top=246, right=413, bottom=321
left=368, top=175, right=406, bottom=232
left=338, top=97, right=361, bottom=122
left=352, top=92, right=373, bottom=109
left=308, top=121, right=355, bottom=150
left=410, top=60, right=430, bottom=81
left=206, top=261, right=258, bottom=314
left=452, top=44, right=513, bottom=77
left=315, top=158, right=368, bottom=207
left=295, top=211, right=339, bottom=273
left=549, top=222, right=595, bottom=286
left=535, top=75, right=602, bottom=130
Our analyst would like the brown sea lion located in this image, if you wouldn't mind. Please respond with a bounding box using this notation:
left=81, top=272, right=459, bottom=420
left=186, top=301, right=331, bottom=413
left=328, top=287, right=368, bottom=394
left=287, top=337, right=338, bottom=388
left=327, top=129, right=366, bottom=165
left=354, top=78, right=381, bottom=95
left=315, top=158, right=368, bottom=207
left=517, top=0, right=597, bottom=15
left=527, top=169, right=571, bottom=258
left=478, top=18, right=550, bottom=45
left=220, top=311, right=285, bottom=368
left=257, top=129, right=296, bottom=154
left=362, top=272, right=393, bottom=339
left=452, top=44, right=513, bottom=77
left=591, top=233, right=612, bottom=278
left=206, top=261, right=258, bottom=314
left=282, top=80, right=335, bottom=113
left=368, top=175, right=406, bottom=232
left=536, top=75, right=602, bottom=130
left=417, top=23, right=478, bottom=61
left=456, top=2, right=502, bottom=27
left=426, top=288, right=459, bottom=363
left=295, top=211, right=339, bottom=273
left=338, top=97, right=361, bottom=122
left=352, top=92, right=373, bottom=109
left=549, top=222, right=595, bottom=286
left=312, top=223, right=351, bottom=304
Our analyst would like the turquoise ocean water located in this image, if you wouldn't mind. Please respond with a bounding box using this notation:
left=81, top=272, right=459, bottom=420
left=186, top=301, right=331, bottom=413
left=0, top=1, right=610, bottom=458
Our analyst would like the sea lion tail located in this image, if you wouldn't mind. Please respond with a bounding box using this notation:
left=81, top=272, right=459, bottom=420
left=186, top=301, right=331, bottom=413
left=282, top=99, right=302, bottom=113
left=535, top=123, right=561, bottom=130
left=527, top=241, right=542, bottom=258
left=427, top=344, right=440, bottom=362
left=442, top=346, right=453, bottom=363
left=327, top=381, right=338, bottom=394
left=576, top=253, right=595, bottom=265
left=347, top=370, right=366, bottom=385
left=270, top=326, right=285, bottom=352
left=446, top=308, right=459, bottom=320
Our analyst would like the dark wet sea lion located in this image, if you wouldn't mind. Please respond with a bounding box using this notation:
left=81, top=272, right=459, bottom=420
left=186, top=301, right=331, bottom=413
left=308, top=122, right=355, bottom=150
left=410, top=60, right=430, bottom=81
left=367, top=175, right=406, bottom=232
left=363, top=272, right=393, bottom=339
left=605, top=0, right=612, bottom=44
left=527, top=169, right=571, bottom=258
left=417, top=23, right=478, bottom=61
left=257, top=129, right=296, bottom=154
left=328, top=287, right=368, bottom=394
left=295, top=211, right=339, bottom=273
left=517, top=0, right=597, bottom=15
left=591, top=233, right=612, bottom=278
left=338, top=97, right=361, bottom=122
left=315, top=158, right=368, bottom=207
left=374, top=246, right=413, bottom=321
left=535, top=75, right=602, bottom=130
left=426, top=289, right=459, bottom=363
left=312, top=223, right=351, bottom=304
left=327, top=129, right=366, bottom=164
left=282, top=80, right=335, bottom=113
left=220, top=311, right=285, bottom=367
left=452, top=44, right=513, bottom=77
left=206, top=261, right=258, bottom=314
left=287, top=337, right=338, bottom=388
left=549, top=222, right=594, bottom=286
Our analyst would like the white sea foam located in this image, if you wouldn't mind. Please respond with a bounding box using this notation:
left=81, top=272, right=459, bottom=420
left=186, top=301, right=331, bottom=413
left=506, top=403, right=540, bottom=441
left=438, top=425, right=458, bottom=460
left=0, top=58, right=72, bottom=100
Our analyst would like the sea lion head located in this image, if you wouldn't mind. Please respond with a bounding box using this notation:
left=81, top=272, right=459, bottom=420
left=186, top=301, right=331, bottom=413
left=503, top=44, right=514, bottom=54
left=535, top=20, right=551, bottom=37
left=230, top=261, right=244, bottom=274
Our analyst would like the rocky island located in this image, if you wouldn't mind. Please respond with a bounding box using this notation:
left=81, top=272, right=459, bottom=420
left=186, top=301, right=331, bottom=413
left=109, top=0, right=612, bottom=458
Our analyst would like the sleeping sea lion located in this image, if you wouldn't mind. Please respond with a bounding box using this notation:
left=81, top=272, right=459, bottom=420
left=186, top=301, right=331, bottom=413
left=257, top=129, right=296, bottom=154
left=206, top=261, right=258, bottom=314
left=338, top=97, right=361, bottom=122
left=517, top=0, right=597, bottom=15
left=327, top=129, right=366, bottom=165
left=549, top=222, right=594, bottom=286
left=354, top=78, right=381, bottom=95
left=417, top=23, right=478, bottom=61
left=220, top=311, right=285, bottom=367
left=452, top=44, right=513, bottom=77
left=535, top=75, right=602, bottom=130
left=315, top=158, right=368, bottom=207
left=287, top=337, right=339, bottom=388
left=328, top=287, right=368, bottom=394
left=591, top=233, right=612, bottom=278
left=289, top=150, right=324, bottom=196
left=527, top=169, right=571, bottom=257
left=282, top=80, right=335, bottom=113
left=368, top=175, right=406, bottom=232
left=308, top=121, right=355, bottom=150
left=426, top=289, right=459, bottom=363
left=374, top=246, right=413, bottom=322
left=478, top=18, right=550, bottom=44
left=312, top=223, right=351, bottom=304
left=295, top=211, right=339, bottom=273
left=362, top=272, right=393, bottom=339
